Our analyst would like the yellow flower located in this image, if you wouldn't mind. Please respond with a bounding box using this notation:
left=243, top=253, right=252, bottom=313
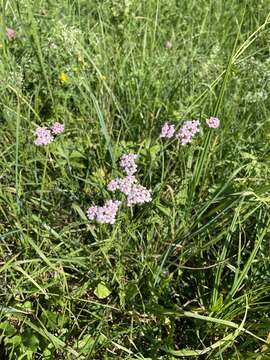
left=59, top=72, right=69, bottom=83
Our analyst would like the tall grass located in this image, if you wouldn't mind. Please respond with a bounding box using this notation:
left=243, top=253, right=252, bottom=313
left=0, top=0, right=270, bottom=359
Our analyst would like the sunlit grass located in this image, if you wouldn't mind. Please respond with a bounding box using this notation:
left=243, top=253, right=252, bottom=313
left=0, top=0, right=270, bottom=359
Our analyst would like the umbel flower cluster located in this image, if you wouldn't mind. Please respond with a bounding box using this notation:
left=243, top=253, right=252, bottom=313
left=160, top=116, right=220, bottom=145
left=6, top=27, right=16, bottom=41
left=87, top=154, right=152, bottom=224
left=33, top=117, right=219, bottom=225
left=34, top=122, right=65, bottom=145
left=86, top=200, right=121, bottom=225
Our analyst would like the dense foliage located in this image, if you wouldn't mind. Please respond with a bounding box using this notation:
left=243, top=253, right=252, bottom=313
left=0, top=1, right=269, bottom=359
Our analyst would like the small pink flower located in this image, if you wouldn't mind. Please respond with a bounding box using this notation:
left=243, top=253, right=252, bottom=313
left=86, top=206, right=98, bottom=221
left=176, top=120, right=200, bottom=145
left=127, top=184, right=152, bottom=207
left=6, top=28, right=16, bottom=41
left=206, top=117, right=220, bottom=129
left=177, top=128, right=192, bottom=145
left=118, top=176, right=136, bottom=195
left=120, top=154, right=138, bottom=176
left=51, top=122, right=64, bottom=134
left=107, top=178, right=120, bottom=192
left=87, top=200, right=121, bottom=224
left=34, top=127, right=54, bottom=146
left=88, top=152, right=152, bottom=226
left=184, top=120, right=200, bottom=134
left=160, top=122, right=175, bottom=138
left=107, top=176, right=136, bottom=195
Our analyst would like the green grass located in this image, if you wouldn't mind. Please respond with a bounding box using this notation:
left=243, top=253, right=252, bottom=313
left=0, top=0, right=270, bottom=359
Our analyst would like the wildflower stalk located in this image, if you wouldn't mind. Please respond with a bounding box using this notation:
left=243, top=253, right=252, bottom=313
left=160, top=140, right=166, bottom=193
left=15, top=96, right=21, bottom=215
left=40, top=147, right=49, bottom=206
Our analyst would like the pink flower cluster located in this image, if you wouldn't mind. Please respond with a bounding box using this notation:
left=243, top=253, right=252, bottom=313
left=206, top=117, right=220, bottom=129
left=160, top=122, right=175, bottom=138
left=6, top=28, right=16, bottom=41
left=51, top=122, right=65, bottom=134
left=108, top=154, right=152, bottom=207
left=34, top=122, right=64, bottom=146
left=87, top=154, right=152, bottom=225
left=34, top=127, right=54, bottom=146
left=107, top=175, right=135, bottom=195
left=160, top=120, right=200, bottom=145
left=177, top=120, right=200, bottom=145
left=86, top=200, right=121, bottom=225
left=160, top=116, right=220, bottom=144
left=119, top=154, right=138, bottom=175
left=126, top=184, right=152, bottom=207
left=108, top=175, right=152, bottom=207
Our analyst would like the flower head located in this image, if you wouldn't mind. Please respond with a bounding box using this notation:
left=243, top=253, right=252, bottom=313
left=59, top=72, right=69, bottom=83
left=107, top=176, right=136, bottom=195
left=89, top=152, right=152, bottom=226
left=107, top=178, right=121, bottom=192
left=118, top=176, right=136, bottom=195
left=87, top=200, right=121, bottom=224
left=127, top=184, right=152, bottom=207
left=120, top=154, right=138, bottom=176
left=34, top=127, right=54, bottom=146
left=206, top=117, right=220, bottom=129
left=86, top=206, right=98, bottom=221
left=184, top=120, right=200, bottom=134
left=51, top=122, right=65, bottom=134
left=177, top=120, right=200, bottom=145
left=160, top=122, right=175, bottom=139
left=6, top=28, right=16, bottom=41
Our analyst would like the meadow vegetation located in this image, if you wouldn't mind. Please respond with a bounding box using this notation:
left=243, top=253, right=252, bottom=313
left=0, top=0, right=270, bottom=358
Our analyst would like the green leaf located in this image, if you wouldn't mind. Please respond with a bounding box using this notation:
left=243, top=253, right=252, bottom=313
left=0, top=321, right=17, bottom=336
left=41, top=310, right=58, bottom=330
left=149, top=144, right=161, bottom=163
left=163, top=332, right=236, bottom=356
left=211, top=294, right=223, bottom=312
left=22, top=330, right=39, bottom=351
left=94, top=282, right=111, bottom=299
left=77, top=334, right=95, bottom=354
left=5, top=335, right=22, bottom=347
